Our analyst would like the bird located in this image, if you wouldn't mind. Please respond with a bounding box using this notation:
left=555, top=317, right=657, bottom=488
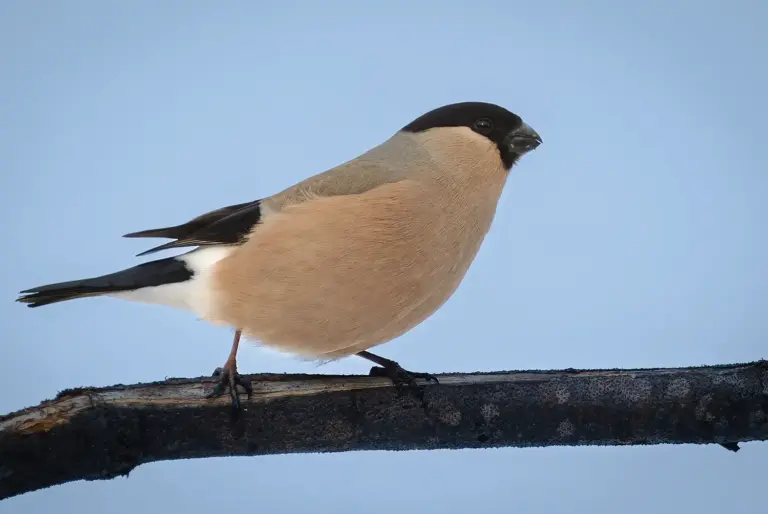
left=17, top=101, right=542, bottom=413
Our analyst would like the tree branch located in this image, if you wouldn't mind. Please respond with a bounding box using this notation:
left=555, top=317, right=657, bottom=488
left=1, top=361, right=767, bottom=501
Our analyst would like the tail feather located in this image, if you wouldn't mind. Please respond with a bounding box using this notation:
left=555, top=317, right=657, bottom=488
left=17, top=257, right=193, bottom=308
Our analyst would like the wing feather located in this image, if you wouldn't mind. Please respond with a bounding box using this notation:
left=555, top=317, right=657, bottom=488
left=123, top=137, right=417, bottom=256
left=125, top=200, right=262, bottom=256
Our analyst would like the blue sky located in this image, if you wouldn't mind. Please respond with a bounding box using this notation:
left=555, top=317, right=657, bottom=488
left=1, top=1, right=766, bottom=513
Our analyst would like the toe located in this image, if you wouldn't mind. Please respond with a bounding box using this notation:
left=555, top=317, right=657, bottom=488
left=237, top=375, right=254, bottom=396
left=368, top=366, right=389, bottom=378
left=229, top=388, right=241, bottom=411
left=366, top=363, right=435, bottom=388
left=416, top=372, right=439, bottom=384
left=206, top=380, right=226, bottom=399
left=402, top=375, right=419, bottom=390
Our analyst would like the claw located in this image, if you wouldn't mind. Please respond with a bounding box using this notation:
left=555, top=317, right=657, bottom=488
left=369, top=363, right=437, bottom=416
left=206, top=363, right=253, bottom=416
left=369, top=363, right=439, bottom=390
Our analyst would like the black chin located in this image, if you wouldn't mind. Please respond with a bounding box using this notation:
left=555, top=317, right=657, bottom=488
left=500, top=148, right=520, bottom=170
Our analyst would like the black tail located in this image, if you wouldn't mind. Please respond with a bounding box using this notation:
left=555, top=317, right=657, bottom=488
left=17, top=257, right=193, bottom=308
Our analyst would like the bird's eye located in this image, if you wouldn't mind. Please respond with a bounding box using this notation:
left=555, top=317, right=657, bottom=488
left=473, top=118, right=493, bottom=134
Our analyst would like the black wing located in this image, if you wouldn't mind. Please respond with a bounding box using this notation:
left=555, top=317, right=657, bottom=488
left=124, top=200, right=262, bottom=256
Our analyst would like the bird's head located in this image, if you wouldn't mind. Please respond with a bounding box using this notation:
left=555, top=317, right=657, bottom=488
left=401, top=101, right=542, bottom=170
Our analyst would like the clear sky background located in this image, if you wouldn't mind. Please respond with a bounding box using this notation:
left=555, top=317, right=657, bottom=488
left=1, top=1, right=766, bottom=512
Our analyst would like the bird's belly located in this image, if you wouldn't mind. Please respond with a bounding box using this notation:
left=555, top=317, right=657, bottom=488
left=210, top=238, right=476, bottom=358
left=207, top=183, right=489, bottom=358
left=267, top=271, right=463, bottom=357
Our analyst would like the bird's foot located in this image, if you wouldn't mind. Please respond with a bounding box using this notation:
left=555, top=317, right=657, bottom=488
left=369, top=361, right=439, bottom=391
left=206, top=360, right=253, bottom=416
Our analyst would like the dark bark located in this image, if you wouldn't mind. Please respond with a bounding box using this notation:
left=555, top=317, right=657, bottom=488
left=1, top=361, right=767, bottom=501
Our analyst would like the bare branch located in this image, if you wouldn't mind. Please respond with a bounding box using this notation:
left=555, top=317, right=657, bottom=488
left=1, top=361, right=767, bottom=501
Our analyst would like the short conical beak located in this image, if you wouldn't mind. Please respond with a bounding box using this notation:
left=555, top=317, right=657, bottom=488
left=505, top=122, right=542, bottom=154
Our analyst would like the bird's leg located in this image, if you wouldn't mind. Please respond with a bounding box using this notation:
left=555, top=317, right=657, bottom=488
left=206, top=329, right=253, bottom=414
left=357, top=350, right=439, bottom=389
